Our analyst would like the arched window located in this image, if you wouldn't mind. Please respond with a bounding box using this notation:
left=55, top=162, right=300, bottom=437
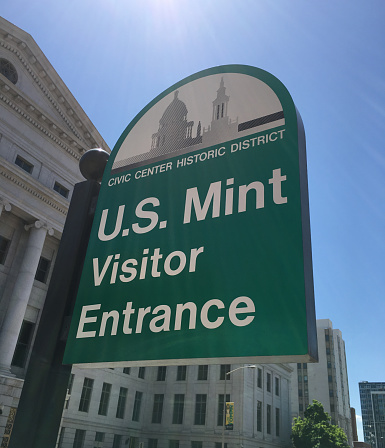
left=0, top=59, right=18, bottom=84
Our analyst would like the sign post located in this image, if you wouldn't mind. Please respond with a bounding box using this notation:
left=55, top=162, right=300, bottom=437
left=64, top=65, right=317, bottom=368
left=8, top=149, right=108, bottom=448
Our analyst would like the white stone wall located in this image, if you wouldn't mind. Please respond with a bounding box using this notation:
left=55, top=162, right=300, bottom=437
left=289, top=319, right=353, bottom=447
left=0, top=16, right=109, bottom=445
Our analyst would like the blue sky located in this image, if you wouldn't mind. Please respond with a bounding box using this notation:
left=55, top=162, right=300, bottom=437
left=2, top=0, right=385, bottom=440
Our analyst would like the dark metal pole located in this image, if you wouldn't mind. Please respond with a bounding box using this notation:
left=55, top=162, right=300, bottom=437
left=8, top=149, right=108, bottom=448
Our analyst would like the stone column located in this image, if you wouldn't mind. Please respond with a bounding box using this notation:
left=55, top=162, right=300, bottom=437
left=0, top=221, right=53, bottom=375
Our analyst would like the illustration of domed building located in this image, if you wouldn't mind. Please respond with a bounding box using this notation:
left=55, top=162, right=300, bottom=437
left=111, top=75, right=284, bottom=172
left=150, top=90, right=202, bottom=156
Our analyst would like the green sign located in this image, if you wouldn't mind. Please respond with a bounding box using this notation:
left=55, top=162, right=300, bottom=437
left=63, top=65, right=317, bottom=367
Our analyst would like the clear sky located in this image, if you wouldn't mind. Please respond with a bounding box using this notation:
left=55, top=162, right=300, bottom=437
left=2, top=0, right=385, bottom=440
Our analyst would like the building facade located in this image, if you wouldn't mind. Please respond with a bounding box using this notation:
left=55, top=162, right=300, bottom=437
left=59, top=363, right=293, bottom=448
left=290, top=319, right=353, bottom=446
left=0, top=15, right=109, bottom=446
left=359, top=382, right=385, bottom=448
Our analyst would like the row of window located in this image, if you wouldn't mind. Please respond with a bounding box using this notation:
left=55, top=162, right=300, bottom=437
left=77, top=377, right=129, bottom=420
left=60, top=405, right=280, bottom=448
left=58, top=428, right=123, bottom=448
left=154, top=394, right=280, bottom=435
left=129, top=365, right=279, bottom=395
left=14, top=154, right=70, bottom=198
left=60, top=430, right=250, bottom=448
left=76, top=376, right=281, bottom=435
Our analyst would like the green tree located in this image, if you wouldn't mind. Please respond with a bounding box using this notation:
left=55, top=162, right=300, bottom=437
left=291, top=400, right=350, bottom=448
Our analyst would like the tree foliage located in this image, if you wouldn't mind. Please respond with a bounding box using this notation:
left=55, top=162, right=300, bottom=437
left=291, top=400, right=350, bottom=448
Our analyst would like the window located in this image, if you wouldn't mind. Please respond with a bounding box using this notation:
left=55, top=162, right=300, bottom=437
left=191, top=442, right=202, bottom=448
left=220, top=364, right=231, bottom=380
left=194, top=394, right=207, bottom=425
left=215, top=444, right=227, bottom=448
left=58, top=427, right=65, bottom=448
left=177, top=365, right=186, bottom=381
left=275, top=377, right=280, bottom=396
left=116, top=387, right=127, bottom=419
left=157, top=366, right=167, bottom=381
left=113, top=435, right=122, bottom=448
left=276, top=408, right=280, bottom=436
left=257, top=368, right=262, bottom=388
left=266, top=404, right=271, bottom=434
left=257, top=401, right=262, bottom=432
left=35, top=257, right=51, bottom=283
left=152, top=394, right=164, bottom=423
left=123, top=367, right=131, bottom=374
left=198, top=365, right=208, bottom=380
left=0, top=235, right=10, bottom=264
left=217, top=394, right=230, bottom=426
left=304, top=375, right=308, bottom=382
left=98, top=382, right=111, bottom=415
left=129, top=437, right=138, bottom=448
left=54, top=181, right=69, bottom=198
left=172, top=394, right=185, bottom=424
left=303, top=363, right=307, bottom=370
left=266, top=373, right=271, bottom=392
left=149, top=439, right=158, bottom=448
left=79, top=377, right=94, bottom=412
left=169, top=441, right=179, bottom=448
left=94, top=432, right=104, bottom=448
left=73, top=429, right=86, bottom=448
left=0, top=59, right=18, bottom=84
left=95, top=432, right=104, bottom=442
left=138, top=367, right=146, bottom=379
left=11, top=320, right=35, bottom=368
left=15, top=155, right=33, bottom=173
left=328, top=375, right=333, bottom=383
left=326, top=348, right=331, bottom=355
left=132, top=391, right=143, bottom=421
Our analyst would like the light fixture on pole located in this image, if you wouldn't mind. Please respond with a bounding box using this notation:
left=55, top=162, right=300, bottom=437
left=222, top=365, right=257, bottom=448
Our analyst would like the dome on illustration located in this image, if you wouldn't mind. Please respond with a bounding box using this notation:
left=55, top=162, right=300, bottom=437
left=159, top=90, right=188, bottom=126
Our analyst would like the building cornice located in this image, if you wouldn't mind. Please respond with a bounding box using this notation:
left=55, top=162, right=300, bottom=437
left=0, top=158, right=70, bottom=234
left=0, top=18, right=110, bottom=155
left=0, top=80, right=86, bottom=160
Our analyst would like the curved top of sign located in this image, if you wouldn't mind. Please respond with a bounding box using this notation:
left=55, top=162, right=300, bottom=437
left=106, top=65, right=299, bottom=176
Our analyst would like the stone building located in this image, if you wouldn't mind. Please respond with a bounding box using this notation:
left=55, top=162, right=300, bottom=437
left=0, top=15, right=109, bottom=445
left=59, top=363, right=293, bottom=448
left=290, top=319, right=353, bottom=446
